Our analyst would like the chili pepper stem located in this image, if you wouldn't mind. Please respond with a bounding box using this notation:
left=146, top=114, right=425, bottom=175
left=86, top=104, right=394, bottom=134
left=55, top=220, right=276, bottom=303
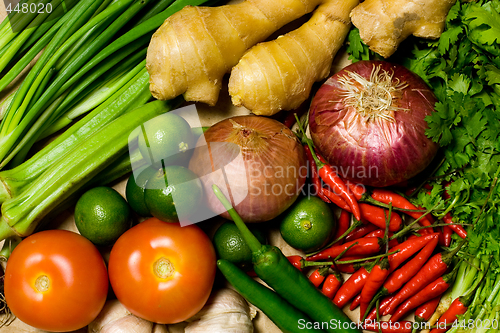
left=212, top=184, right=262, bottom=253
left=441, top=238, right=467, bottom=264
left=294, top=114, right=325, bottom=169
left=308, top=219, right=363, bottom=256
left=390, top=203, right=439, bottom=240
left=304, top=250, right=400, bottom=268
left=363, top=291, right=383, bottom=322
left=334, top=241, right=359, bottom=261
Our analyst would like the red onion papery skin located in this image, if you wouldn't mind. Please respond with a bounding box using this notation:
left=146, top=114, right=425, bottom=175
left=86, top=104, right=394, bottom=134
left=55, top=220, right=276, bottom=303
left=309, top=60, right=439, bottom=188
left=188, top=115, right=307, bottom=223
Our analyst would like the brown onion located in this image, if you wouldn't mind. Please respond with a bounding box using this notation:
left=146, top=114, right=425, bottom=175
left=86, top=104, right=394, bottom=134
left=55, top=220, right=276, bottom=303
left=189, top=115, right=306, bottom=223
left=309, top=60, right=439, bottom=187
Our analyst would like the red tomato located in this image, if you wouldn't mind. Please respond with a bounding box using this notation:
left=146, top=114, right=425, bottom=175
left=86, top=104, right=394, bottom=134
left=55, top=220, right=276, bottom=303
left=4, top=229, right=109, bottom=332
left=108, top=218, right=216, bottom=324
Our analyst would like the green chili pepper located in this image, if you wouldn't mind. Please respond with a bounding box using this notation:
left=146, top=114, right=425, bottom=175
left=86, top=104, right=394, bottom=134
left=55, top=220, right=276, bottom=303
left=217, top=259, right=326, bottom=333
left=212, top=185, right=362, bottom=333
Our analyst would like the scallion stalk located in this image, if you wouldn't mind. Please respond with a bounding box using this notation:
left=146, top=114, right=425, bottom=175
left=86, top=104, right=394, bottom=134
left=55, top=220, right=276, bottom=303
left=0, top=66, right=151, bottom=201
left=0, top=98, right=182, bottom=240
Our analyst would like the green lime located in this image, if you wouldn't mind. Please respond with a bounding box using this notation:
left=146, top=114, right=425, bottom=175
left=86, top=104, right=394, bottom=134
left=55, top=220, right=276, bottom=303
left=144, top=165, right=203, bottom=223
left=125, top=166, right=158, bottom=217
left=213, top=222, right=266, bottom=271
left=279, top=196, right=335, bottom=252
left=74, top=187, right=132, bottom=246
left=138, top=112, right=194, bottom=167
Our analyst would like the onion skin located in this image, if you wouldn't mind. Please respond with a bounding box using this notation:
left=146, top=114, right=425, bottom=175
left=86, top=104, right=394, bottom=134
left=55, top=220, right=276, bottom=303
left=189, top=115, right=307, bottom=223
left=309, top=60, right=439, bottom=187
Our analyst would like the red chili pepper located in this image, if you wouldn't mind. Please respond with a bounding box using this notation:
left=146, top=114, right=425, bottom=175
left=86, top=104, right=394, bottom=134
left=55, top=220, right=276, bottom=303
left=429, top=259, right=490, bottom=333
left=371, top=189, right=434, bottom=233
left=323, top=187, right=351, bottom=211
left=350, top=293, right=361, bottom=311
left=423, top=184, right=434, bottom=190
left=307, top=237, right=383, bottom=262
left=363, top=321, right=413, bottom=333
left=388, top=238, right=400, bottom=249
left=347, top=182, right=365, bottom=200
left=333, top=209, right=350, bottom=244
left=387, top=233, right=439, bottom=271
left=287, top=255, right=303, bottom=271
left=365, top=229, right=387, bottom=239
left=383, top=240, right=465, bottom=316
left=321, top=271, right=343, bottom=299
left=443, top=212, right=467, bottom=239
left=316, top=154, right=361, bottom=221
left=404, top=186, right=418, bottom=197
left=359, top=203, right=402, bottom=232
left=360, top=257, right=391, bottom=321
left=414, top=296, right=441, bottom=327
left=439, top=226, right=453, bottom=247
left=366, top=295, right=394, bottom=321
left=333, top=267, right=369, bottom=308
left=429, top=297, right=468, bottom=333
left=304, top=145, right=331, bottom=203
left=282, top=111, right=298, bottom=129
left=334, top=256, right=363, bottom=273
left=325, top=190, right=402, bottom=232
left=390, top=269, right=457, bottom=322
left=345, top=224, right=379, bottom=242
left=383, top=236, right=440, bottom=297
left=309, top=266, right=329, bottom=287
left=443, top=181, right=453, bottom=199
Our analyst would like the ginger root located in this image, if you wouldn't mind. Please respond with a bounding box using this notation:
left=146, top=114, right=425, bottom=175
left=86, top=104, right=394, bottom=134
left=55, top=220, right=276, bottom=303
left=146, top=0, right=321, bottom=106
left=228, top=0, right=358, bottom=116
left=350, top=0, right=457, bottom=58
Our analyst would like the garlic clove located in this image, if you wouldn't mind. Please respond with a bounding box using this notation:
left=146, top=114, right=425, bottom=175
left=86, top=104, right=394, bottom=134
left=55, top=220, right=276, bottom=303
left=100, top=314, right=153, bottom=333
left=184, top=288, right=254, bottom=333
left=89, top=299, right=156, bottom=333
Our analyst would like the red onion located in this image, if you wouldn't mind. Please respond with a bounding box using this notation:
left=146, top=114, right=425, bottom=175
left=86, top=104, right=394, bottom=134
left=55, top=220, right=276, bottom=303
left=309, top=60, right=439, bottom=187
left=189, top=115, right=307, bottom=223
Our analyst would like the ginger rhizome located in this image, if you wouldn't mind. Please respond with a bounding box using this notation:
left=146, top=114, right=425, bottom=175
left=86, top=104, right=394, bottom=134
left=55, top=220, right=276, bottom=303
left=350, top=0, right=457, bottom=58
left=146, top=0, right=321, bottom=106
left=228, top=0, right=358, bottom=116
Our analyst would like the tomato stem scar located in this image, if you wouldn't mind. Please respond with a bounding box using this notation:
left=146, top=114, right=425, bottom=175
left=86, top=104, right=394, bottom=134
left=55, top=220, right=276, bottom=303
left=154, top=257, right=174, bottom=279
left=35, top=275, right=50, bottom=292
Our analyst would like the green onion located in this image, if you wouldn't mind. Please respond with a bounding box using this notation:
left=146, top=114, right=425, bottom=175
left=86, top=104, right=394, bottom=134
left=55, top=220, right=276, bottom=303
left=0, top=98, right=182, bottom=240
left=0, top=66, right=151, bottom=201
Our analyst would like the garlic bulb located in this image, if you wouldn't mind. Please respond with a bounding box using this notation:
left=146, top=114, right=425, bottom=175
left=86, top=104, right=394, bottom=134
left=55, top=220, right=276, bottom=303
left=184, top=288, right=256, bottom=333
left=89, top=299, right=169, bottom=333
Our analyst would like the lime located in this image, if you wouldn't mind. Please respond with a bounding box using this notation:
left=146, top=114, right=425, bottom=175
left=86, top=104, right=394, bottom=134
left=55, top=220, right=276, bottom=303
left=125, top=166, right=158, bottom=217
left=144, top=165, right=203, bottom=223
left=279, top=196, right=335, bottom=252
left=74, top=187, right=132, bottom=246
left=213, top=222, right=266, bottom=271
left=138, top=112, right=194, bottom=167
